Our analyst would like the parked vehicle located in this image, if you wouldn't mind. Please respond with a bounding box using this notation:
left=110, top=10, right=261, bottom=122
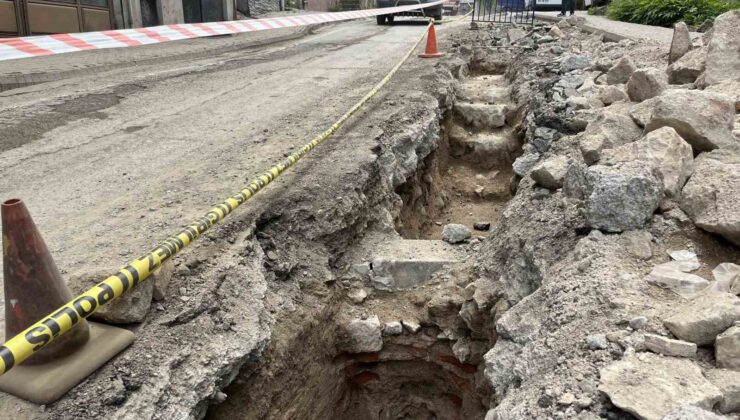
left=375, top=0, right=444, bottom=24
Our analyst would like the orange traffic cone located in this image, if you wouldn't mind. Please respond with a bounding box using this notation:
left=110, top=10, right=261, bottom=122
left=2, top=198, right=91, bottom=364
left=419, top=23, right=444, bottom=59
left=0, top=198, right=134, bottom=404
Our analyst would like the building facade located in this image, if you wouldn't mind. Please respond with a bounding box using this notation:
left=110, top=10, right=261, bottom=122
left=0, top=0, right=235, bottom=36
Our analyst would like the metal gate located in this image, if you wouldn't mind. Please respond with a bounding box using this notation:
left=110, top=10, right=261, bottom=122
left=472, top=0, right=535, bottom=24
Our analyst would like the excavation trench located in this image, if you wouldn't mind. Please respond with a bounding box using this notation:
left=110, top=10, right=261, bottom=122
left=206, top=58, right=520, bottom=420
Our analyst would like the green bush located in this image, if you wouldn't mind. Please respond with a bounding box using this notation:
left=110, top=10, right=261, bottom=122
left=607, top=0, right=739, bottom=27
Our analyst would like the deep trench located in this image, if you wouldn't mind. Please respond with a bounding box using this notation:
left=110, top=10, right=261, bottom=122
left=206, top=60, right=521, bottom=420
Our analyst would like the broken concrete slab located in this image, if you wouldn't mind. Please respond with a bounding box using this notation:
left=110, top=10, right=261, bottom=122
left=664, top=293, right=740, bottom=345
left=643, top=333, right=696, bottom=358
left=369, top=240, right=463, bottom=290
left=598, top=353, right=722, bottom=420
left=645, top=261, right=709, bottom=298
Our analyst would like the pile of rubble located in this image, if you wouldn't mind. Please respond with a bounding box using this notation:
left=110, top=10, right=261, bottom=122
left=466, top=10, right=740, bottom=420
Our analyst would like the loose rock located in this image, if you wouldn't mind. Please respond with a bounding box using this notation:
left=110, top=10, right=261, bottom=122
left=643, top=333, right=697, bottom=358
left=702, top=10, right=740, bottom=86
left=706, top=368, right=740, bottom=413
left=441, top=224, right=472, bottom=244
left=667, top=47, right=706, bottom=84
left=715, top=323, right=740, bottom=369
left=680, top=149, right=740, bottom=246
left=645, top=90, right=736, bottom=151
left=338, top=315, right=383, bottom=353
left=582, top=162, right=663, bottom=233
left=560, top=55, right=591, bottom=73
left=662, top=404, right=726, bottom=420
left=664, top=293, right=740, bottom=345
left=669, top=22, right=691, bottom=64
left=598, top=353, right=722, bottom=420
left=382, top=321, right=403, bottom=336
left=626, top=68, right=667, bottom=103
left=607, top=57, right=637, bottom=85
left=455, top=102, right=506, bottom=129
left=586, top=334, right=608, bottom=350
left=530, top=156, right=569, bottom=189
left=600, top=127, right=693, bottom=197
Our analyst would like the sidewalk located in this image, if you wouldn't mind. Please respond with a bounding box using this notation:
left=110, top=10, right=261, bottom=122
left=536, top=11, right=701, bottom=44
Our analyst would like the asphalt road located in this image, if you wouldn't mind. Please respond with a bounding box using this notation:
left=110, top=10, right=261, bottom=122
left=0, top=18, right=437, bottom=287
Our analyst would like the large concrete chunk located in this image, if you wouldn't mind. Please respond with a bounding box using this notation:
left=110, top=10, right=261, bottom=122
left=598, top=353, right=722, bottom=420
left=680, top=149, right=740, bottom=246
left=627, top=68, right=667, bottom=103
left=455, top=102, right=506, bottom=129
left=669, top=22, right=691, bottom=64
left=702, top=11, right=740, bottom=86
left=715, top=323, right=740, bottom=369
left=582, top=161, right=663, bottom=233
left=369, top=240, right=462, bottom=290
left=645, top=90, right=736, bottom=151
left=601, top=127, right=693, bottom=197
left=664, top=293, right=740, bottom=345
left=643, top=333, right=697, bottom=358
left=706, top=368, right=740, bottom=413
left=667, top=47, right=706, bottom=85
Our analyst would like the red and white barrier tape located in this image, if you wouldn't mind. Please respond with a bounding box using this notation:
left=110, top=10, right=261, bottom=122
left=0, top=1, right=444, bottom=62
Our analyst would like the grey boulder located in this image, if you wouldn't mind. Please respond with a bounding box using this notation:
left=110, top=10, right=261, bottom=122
left=582, top=161, right=663, bottom=233
left=607, top=57, right=637, bottom=85
left=441, top=223, right=472, bottom=244
left=667, top=47, right=706, bottom=84
left=627, top=68, right=668, bottom=103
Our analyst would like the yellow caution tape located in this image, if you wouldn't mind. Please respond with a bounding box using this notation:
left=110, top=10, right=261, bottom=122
left=0, top=19, right=440, bottom=375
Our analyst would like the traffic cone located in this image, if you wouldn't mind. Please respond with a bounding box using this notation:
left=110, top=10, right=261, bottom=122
left=0, top=198, right=134, bottom=404
left=2, top=198, right=90, bottom=364
left=419, top=23, right=444, bottom=59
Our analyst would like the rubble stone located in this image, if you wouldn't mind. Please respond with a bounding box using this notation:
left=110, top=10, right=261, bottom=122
left=599, top=85, right=629, bottom=105
left=629, top=97, right=659, bottom=128
left=645, top=90, right=736, bottom=151
left=607, top=57, right=636, bottom=85
left=643, top=333, right=696, bottom=358
left=626, top=68, right=667, bottom=103
left=662, top=404, right=726, bottom=420
left=598, top=353, right=722, bottom=420
left=715, top=323, right=740, bottom=369
left=706, top=368, right=740, bottom=413
left=664, top=293, right=740, bottom=345
left=382, top=321, right=403, bottom=336
left=586, top=334, right=608, bottom=350
left=601, top=127, right=693, bottom=197
left=530, top=156, right=569, bottom=189
left=702, top=11, right=740, bottom=86
left=680, top=149, right=740, bottom=246
left=69, top=270, right=154, bottom=324
left=339, top=315, right=383, bottom=353
left=582, top=162, right=663, bottom=233
left=667, top=47, right=706, bottom=84
left=705, top=80, right=740, bottom=112
left=669, top=22, right=691, bottom=64
left=441, top=224, right=471, bottom=244
left=512, top=152, right=541, bottom=176
left=561, top=55, right=591, bottom=73
left=713, top=263, right=740, bottom=294
left=348, top=288, right=368, bottom=304
left=646, top=262, right=709, bottom=298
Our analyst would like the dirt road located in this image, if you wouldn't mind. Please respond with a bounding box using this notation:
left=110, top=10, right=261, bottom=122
left=0, top=19, right=438, bottom=286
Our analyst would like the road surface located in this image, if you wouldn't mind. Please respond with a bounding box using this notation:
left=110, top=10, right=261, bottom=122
left=0, top=18, right=440, bottom=286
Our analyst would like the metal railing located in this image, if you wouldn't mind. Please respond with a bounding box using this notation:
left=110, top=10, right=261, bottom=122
left=471, top=0, right=535, bottom=24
